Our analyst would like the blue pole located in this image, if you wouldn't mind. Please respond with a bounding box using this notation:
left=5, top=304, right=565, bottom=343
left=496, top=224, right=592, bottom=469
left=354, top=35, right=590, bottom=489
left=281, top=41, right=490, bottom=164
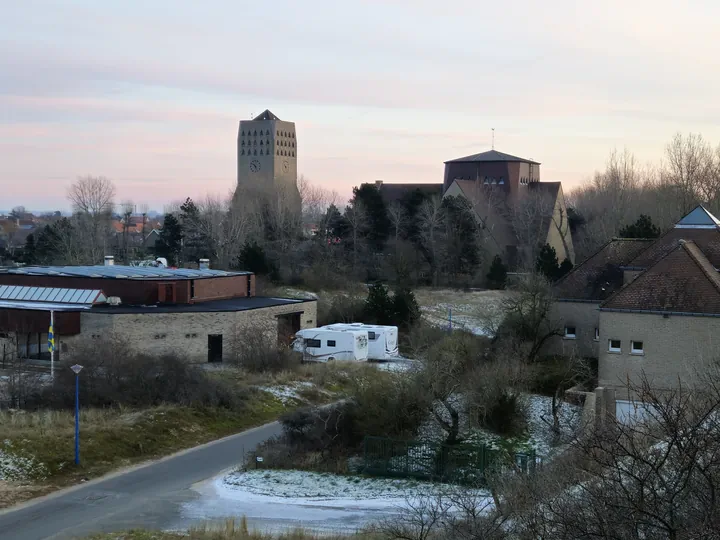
left=448, top=308, right=452, bottom=333
left=74, top=374, right=80, bottom=465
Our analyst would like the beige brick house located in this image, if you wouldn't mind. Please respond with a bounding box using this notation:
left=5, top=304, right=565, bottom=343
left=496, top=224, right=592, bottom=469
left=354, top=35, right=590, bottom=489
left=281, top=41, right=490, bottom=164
left=549, top=238, right=652, bottom=358
left=554, top=205, right=720, bottom=395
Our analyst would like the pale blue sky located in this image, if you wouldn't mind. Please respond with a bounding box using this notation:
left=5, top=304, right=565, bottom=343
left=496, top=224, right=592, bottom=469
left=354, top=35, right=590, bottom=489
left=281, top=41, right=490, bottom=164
left=2, top=0, right=720, bottom=210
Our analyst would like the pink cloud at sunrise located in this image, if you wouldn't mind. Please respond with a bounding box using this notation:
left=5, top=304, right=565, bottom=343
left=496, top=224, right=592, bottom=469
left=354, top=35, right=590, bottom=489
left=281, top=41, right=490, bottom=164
left=2, top=0, right=720, bottom=211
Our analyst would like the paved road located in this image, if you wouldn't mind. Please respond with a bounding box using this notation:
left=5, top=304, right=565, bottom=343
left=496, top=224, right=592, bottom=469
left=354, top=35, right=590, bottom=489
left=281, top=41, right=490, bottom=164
left=0, top=421, right=281, bottom=540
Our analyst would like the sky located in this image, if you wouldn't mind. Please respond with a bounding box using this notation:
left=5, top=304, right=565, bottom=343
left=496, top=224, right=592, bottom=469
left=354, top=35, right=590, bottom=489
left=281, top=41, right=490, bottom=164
left=2, top=0, right=720, bottom=212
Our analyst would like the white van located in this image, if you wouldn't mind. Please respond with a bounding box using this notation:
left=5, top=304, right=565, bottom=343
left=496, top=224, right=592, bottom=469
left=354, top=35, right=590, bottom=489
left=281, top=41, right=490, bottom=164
left=321, top=323, right=399, bottom=360
left=293, top=328, right=369, bottom=362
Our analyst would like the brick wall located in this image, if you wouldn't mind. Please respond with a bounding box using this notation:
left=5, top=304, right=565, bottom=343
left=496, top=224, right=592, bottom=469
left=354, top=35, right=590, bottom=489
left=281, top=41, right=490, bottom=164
left=193, top=275, right=249, bottom=302
left=547, top=301, right=600, bottom=358
left=62, top=301, right=317, bottom=363
left=598, top=310, right=720, bottom=394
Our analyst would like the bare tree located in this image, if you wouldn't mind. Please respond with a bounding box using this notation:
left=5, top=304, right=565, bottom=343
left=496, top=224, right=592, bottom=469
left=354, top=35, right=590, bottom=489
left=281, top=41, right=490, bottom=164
left=663, top=132, right=715, bottom=214
left=67, top=176, right=116, bottom=263
left=503, top=369, right=720, bottom=539
left=344, top=201, right=368, bottom=273
left=418, top=195, right=445, bottom=286
left=387, top=202, right=408, bottom=256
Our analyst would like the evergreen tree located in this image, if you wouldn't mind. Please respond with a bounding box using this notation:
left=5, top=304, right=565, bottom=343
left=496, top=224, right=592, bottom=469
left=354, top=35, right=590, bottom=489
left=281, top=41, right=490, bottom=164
left=442, top=196, right=481, bottom=278
left=557, top=258, right=574, bottom=280
left=351, top=184, right=391, bottom=251
left=179, top=198, right=208, bottom=261
left=237, top=241, right=274, bottom=276
left=535, top=244, right=560, bottom=281
left=486, top=255, right=508, bottom=289
left=155, top=213, right=183, bottom=266
left=22, top=233, right=36, bottom=265
left=364, top=282, right=394, bottom=325
left=392, top=287, right=421, bottom=329
left=619, top=214, right=661, bottom=239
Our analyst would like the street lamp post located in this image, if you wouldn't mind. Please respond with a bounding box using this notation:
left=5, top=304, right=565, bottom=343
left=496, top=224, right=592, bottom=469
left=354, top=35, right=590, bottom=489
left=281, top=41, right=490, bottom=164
left=70, top=364, right=83, bottom=465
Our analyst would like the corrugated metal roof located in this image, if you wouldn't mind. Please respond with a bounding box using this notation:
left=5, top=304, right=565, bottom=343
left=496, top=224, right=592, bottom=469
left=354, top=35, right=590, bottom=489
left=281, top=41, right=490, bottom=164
left=2, top=265, right=248, bottom=280
left=0, top=285, right=106, bottom=305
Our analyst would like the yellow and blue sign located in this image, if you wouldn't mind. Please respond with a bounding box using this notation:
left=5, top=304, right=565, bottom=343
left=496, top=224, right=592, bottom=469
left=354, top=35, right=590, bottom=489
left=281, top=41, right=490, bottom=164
left=48, top=324, right=55, bottom=353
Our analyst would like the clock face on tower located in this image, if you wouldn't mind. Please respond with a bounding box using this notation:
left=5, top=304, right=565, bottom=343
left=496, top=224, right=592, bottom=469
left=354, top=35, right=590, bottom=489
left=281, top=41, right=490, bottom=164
left=249, top=160, right=261, bottom=173
left=282, top=161, right=289, bottom=173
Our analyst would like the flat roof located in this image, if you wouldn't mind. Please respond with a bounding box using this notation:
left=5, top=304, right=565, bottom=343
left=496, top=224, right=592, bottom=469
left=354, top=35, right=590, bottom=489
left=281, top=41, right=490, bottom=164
left=2, top=265, right=250, bottom=280
left=0, top=296, right=314, bottom=314
left=89, top=296, right=313, bottom=314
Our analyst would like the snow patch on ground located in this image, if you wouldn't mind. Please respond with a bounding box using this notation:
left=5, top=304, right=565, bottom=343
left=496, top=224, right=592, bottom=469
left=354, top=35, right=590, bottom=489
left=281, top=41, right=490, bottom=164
left=177, top=470, right=490, bottom=534
left=257, top=381, right=319, bottom=405
left=414, top=289, right=507, bottom=337
left=0, top=441, right=49, bottom=482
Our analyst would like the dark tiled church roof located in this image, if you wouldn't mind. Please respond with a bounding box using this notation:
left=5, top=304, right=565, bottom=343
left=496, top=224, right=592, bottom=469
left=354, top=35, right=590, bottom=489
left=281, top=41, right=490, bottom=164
left=375, top=183, right=443, bottom=205
left=601, top=240, right=720, bottom=314
left=554, top=239, right=653, bottom=301
left=445, top=149, right=540, bottom=164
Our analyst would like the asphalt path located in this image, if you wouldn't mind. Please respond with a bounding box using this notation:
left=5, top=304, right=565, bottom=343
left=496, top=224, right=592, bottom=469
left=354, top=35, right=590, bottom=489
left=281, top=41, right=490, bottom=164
left=0, top=421, right=282, bottom=540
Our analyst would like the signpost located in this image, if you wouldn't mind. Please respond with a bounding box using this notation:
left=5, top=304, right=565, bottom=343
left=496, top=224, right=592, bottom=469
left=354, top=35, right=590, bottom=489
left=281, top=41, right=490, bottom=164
left=70, top=364, right=83, bottom=465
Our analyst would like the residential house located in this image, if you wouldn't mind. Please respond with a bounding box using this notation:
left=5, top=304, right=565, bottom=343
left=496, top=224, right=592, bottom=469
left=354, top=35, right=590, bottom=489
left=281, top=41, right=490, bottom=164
left=550, top=238, right=653, bottom=358
left=553, top=205, right=720, bottom=397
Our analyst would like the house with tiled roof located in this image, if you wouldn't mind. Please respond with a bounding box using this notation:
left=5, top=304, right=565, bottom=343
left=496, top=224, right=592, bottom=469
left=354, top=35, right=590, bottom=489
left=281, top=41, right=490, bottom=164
left=554, top=205, right=720, bottom=396
left=549, top=238, right=653, bottom=358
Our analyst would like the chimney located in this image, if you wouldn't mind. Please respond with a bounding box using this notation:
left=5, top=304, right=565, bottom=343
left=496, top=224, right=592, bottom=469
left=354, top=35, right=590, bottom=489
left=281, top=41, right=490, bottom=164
left=375, top=180, right=383, bottom=187
left=104, top=255, right=115, bottom=266
left=199, top=258, right=210, bottom=270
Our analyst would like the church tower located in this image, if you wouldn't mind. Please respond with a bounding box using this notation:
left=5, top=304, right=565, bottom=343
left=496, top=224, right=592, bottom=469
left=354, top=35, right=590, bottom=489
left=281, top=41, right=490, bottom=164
left=237, top=110, right=299, bottom=210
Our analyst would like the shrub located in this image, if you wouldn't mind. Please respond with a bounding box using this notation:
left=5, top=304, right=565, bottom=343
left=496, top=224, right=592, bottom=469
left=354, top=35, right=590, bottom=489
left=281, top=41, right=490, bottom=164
left=465, top=360, right=528, bottom=436
left=486, top=255, right=508, bottom=289
left=317, top=293, right=366, bottom=326
left=228, top=323, right=298, bottom=373
left=27, top=337, right=244, bottom=411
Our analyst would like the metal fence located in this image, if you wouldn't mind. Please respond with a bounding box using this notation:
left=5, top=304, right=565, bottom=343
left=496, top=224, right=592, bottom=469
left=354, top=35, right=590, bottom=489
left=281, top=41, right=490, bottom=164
left=362, top=436, right=538, bottom=485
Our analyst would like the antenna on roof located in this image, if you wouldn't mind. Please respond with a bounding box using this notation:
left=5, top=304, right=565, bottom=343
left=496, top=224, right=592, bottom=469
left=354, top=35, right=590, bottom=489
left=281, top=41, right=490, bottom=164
left=491, top=128, right=495, bottom=150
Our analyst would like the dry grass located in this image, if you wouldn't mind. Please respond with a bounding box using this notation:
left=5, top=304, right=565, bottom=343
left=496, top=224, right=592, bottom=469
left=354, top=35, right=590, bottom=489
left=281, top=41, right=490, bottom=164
left=84, top=517, right=383, bottom=539
left=0, top=392, right=290, bottom=509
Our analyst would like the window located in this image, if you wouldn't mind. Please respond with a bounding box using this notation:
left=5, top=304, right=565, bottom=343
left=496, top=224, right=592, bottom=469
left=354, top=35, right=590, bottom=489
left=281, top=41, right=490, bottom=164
left=327, top=340, right=336, bottom=347
left=241, top=149, right=245, bottom=155
left=498, top=177, right=504, bottom=184
left=276, top=150, right=279, bottom=155
left=631, top=341, right=644, bottom=355
left=253, top=130, right=257, bottom=136
left=594, top=327, right=599, bottom=341
left=292, top=151, right=295, bottom=157
left=483, top=177, right=489, bottom=185
left=564, top=326, right=576, bottom=339
left=305, top=338, right=321, bottom=347
left=368, top=331, right=377, bottom=340
left=241, top=131, right=245, bottom=136
left=254, top=149, right=257, bottom=155
left=259, top=139, right=263, bottom=145
left=608, top=339, right=621, bottom=353
left=241, top=141, right=245, bottom=146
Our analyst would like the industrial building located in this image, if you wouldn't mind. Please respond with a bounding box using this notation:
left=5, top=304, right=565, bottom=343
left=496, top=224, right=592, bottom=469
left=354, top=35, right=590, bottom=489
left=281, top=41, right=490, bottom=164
left=0, top=259, right=316, bottom=364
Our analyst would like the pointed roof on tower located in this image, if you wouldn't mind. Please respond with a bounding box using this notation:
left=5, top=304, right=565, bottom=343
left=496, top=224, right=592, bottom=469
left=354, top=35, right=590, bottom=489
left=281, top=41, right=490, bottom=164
left=445, top=149, right=540, bottom=164
left=253, top=110, right=280, bottom=121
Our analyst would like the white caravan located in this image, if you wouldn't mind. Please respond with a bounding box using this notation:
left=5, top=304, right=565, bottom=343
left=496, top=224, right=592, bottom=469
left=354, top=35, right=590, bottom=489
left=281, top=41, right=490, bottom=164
left=293, top=328, right=369, bottom=362
left=321, top=323, right=399, bottom=360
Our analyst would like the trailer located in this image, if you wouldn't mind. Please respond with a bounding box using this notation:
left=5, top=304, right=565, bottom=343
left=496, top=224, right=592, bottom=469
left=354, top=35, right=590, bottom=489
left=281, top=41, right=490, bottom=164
left=292, top=328, right=369, bottom=362
left=321, top=323, right=399, bottom=360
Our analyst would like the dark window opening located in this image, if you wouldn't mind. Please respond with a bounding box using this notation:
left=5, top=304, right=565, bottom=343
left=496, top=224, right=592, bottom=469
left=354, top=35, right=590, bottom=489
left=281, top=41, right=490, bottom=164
left=327, top=340, right=336, bottom=347
left=306, top=338, right=321, bottom=348
left=368, top=331, right=377, bottom=340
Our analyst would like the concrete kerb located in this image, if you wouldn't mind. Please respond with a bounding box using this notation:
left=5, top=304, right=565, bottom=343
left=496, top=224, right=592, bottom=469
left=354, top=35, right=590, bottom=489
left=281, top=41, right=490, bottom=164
left=0, top=420, right=279, bottom=516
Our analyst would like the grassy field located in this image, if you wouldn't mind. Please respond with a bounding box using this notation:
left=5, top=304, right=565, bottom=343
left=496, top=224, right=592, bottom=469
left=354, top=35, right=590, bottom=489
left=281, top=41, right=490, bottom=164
left=0, top=361, right=383, bottom=509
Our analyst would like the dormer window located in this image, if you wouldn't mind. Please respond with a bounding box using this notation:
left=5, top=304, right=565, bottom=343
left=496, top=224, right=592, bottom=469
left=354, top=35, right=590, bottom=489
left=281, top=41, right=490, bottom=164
left=491, top=178, right=497, bottom=185
left=499, top=177, right=505, bottom=185
left=483, top=177, right=489, bottom=185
